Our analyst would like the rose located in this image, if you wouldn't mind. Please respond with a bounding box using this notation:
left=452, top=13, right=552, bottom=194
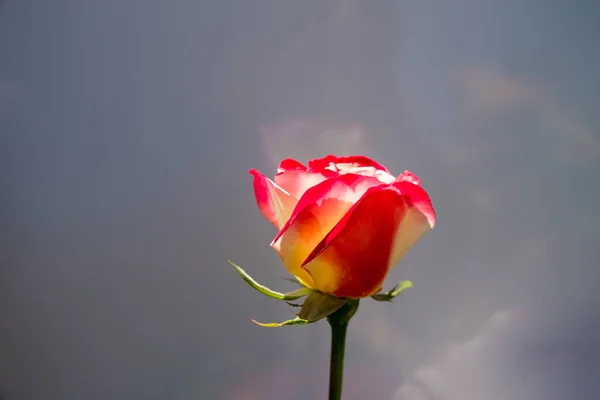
left=250, top=155, right=436, bottom=299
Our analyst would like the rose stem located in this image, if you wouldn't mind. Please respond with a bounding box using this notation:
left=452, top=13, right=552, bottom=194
left=326, top=299, right=360, bottom=400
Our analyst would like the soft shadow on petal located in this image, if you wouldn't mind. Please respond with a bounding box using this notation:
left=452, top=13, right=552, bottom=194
left=387, top=181, right=436, bottom=267
left=249, top=169, right=298, bottom=230
left=302, top=182, right=435, bottom=298
left=271, top=174, right=383, bottom=288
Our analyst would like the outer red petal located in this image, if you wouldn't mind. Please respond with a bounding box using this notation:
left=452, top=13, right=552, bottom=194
left=387, top=181, right=436, bottom=267
left=277, top=158, right=307, bottom=173
left=396, top=170, right=421, bottom=185
left=249, top=169, right=298, bottom=230
left=301, top=181, right=435, bottom=298
left=308, top=155, right=391, bottom=173
left=270, top=174, right=383, bottom=287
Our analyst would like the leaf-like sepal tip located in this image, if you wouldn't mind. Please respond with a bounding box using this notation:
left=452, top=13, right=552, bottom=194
left=251, top=316, right=309, bottom=328
left=371, top=280, right=413, bottom=302
left=228, top=260, right=311, bottom=300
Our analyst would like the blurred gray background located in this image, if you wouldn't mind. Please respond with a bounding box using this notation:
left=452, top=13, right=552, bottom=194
left=1, top=1, right=599, bottom=399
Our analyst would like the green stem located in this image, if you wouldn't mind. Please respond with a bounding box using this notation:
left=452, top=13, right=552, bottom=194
left=326, top=299, right=359, bottom=400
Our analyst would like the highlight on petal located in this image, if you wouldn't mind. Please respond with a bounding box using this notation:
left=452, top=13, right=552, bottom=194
left=271, top=174, right=383, bottom=289
left=301, top=181, right=435, bottom=298
left=274, top=169, right=332, bottom=199
left=396, top=170, right=421, bottom=185
left=249, top=169, right=298, bottom=229
left=308, top=155, right=395, bottom=183
left=308, top=155, right=391, bottom=173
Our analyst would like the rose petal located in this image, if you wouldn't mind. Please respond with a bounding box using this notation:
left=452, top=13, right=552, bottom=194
left=277, top=158, right=307, bottom=173
left=387, top=181, right=436, bottom=267
left=275, top=158, right=337, bottom=199
left=274, top=170, right=332, bottom=199
left=271, top=174, right=383, bottom=287
left=301, top=181, right=435, bottom=298
left=396, top=170, right=421, bottom=185
left=308, top=155, right=395, bottom=183
left=308, top=155, right=391, bottom=173
left=249, top=169, right=298, bottom=230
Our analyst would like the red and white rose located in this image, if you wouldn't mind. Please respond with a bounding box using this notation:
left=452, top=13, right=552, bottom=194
left=250, top=155, right=436, bottom=298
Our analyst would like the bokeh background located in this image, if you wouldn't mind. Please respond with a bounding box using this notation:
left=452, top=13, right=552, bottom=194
left=1, top=1, right=599, bottom=399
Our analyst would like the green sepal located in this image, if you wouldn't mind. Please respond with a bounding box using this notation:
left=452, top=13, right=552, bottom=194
left=228, top=260, right=311, bottom=300
left=282, top=287, right=313, bottom=300
left=251, top=316, right=309, bottom=328
left=371, top=280, right=413, bottom=302
left=251, top=291, right=349, bottom=327
left=298, top=291, right=349, bottom=322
